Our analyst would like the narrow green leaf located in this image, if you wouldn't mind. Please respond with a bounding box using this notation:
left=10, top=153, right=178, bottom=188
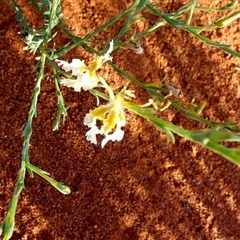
left=196, top=0, right=238, bottom=12
left=26, top=163, right=71, bottom=195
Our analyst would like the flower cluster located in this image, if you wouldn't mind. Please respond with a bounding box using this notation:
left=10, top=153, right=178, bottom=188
left=57, top=40, right=132, bottom=147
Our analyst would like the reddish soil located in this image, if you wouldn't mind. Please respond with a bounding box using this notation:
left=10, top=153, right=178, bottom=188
left=1, top=0, right=240, bottom=239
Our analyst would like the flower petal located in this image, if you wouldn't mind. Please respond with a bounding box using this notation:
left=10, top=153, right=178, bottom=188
left=60, top=78, right=83, bottom=92
left=85, top=124, right=101, bottom=144
left=101, top=126, right=124, bottom=148
left=57, top=59, right=88, bottom=76
left=100, top=40, right=114, bottom=62
left=84, top=113, right=94, bottom=127
left=79, top=71, right=99, bottom=91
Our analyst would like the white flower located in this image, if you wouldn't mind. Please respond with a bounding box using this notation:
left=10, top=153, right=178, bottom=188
left=56, top=40, right=114, bottom=92
left=59, top=71, right=99, bottom=91
left=83, top=86, right=129, bottom=147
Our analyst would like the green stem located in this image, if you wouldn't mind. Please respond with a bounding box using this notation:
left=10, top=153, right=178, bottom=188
left=52, top=66, right=68, bottom=131
left=195, top=0, right=238, bottom=12
left=0, top=54, right=46, bottom=240
left=114, top=0, right=148, bottom=42
left=186, top=0, right=197, bottom=25
left=0, top=164, right=26, bottom=240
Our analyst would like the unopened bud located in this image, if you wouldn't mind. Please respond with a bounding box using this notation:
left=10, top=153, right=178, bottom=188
left=214, top=11, right=240, bottom=28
